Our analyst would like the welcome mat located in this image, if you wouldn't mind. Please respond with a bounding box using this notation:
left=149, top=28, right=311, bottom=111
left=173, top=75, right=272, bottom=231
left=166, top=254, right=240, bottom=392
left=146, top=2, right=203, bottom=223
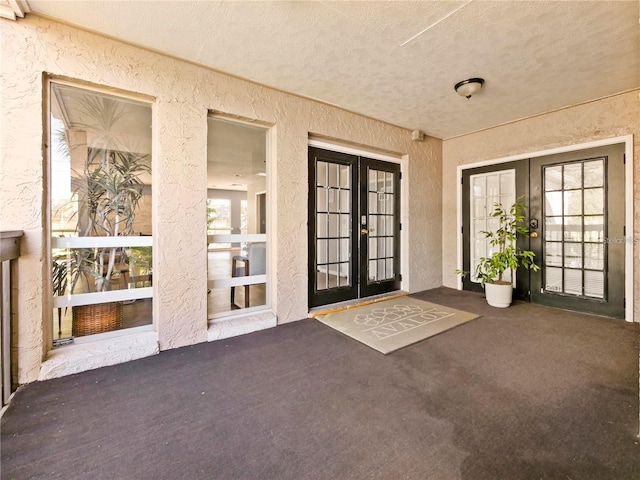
left=316, top=296, right=479, bottom=354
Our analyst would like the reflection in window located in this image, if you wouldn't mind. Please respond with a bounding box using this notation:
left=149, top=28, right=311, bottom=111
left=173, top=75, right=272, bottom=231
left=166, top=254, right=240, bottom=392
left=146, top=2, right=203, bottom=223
left=207, top=117, right=268, bottom=318
left=50, top=82, right=153, bottom=341
left=469, top=170, right=516, bottom=284
left=542, top=159, right=606, bottom=298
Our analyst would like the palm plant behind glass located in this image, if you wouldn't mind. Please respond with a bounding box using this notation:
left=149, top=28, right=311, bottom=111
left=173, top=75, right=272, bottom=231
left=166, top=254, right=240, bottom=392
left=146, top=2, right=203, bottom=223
left=64, top=92, right=150, bottom=294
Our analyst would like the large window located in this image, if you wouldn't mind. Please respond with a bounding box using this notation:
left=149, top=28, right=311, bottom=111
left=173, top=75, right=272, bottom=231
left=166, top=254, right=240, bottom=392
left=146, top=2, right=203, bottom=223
left=50, top=82, right=153, bottom=342
left=207, top=117, right=268, bottom=318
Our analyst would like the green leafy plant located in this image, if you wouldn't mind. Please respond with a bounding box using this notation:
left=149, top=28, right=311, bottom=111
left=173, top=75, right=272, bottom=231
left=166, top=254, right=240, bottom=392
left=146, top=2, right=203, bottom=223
left=457, top=199, right=539, bottom=286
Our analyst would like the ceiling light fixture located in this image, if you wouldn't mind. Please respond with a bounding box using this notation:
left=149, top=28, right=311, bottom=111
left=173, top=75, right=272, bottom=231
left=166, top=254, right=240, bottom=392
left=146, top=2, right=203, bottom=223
left=454, top=78, right=484, bottom=99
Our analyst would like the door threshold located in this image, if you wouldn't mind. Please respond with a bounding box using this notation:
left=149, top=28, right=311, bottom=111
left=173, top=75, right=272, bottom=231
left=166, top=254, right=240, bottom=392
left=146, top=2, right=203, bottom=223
left=308, top=291, right=408, bottom=318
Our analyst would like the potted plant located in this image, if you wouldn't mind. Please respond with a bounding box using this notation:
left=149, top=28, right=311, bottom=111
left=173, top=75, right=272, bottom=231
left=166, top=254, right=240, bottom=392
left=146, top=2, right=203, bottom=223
left=55, top=91, right=150, bottom=336
left=457, top=199, right=539, bottom=307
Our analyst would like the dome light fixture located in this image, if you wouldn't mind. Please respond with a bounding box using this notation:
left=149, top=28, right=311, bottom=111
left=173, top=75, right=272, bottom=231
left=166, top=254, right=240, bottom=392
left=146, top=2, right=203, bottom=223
left=454, top=78, right=485, bottom=99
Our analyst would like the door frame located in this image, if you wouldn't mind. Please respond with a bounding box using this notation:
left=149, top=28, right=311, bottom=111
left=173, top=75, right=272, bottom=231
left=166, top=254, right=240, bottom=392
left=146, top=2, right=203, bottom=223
left=456, top=135, right=634, bottom=322
left=308, top=138, right=407, bottom=298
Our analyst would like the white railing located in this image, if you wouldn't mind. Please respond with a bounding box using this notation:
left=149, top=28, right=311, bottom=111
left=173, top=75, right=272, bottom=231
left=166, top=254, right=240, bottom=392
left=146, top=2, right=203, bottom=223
left=51, top=236, right=153, bottom=308
left=207, top=234, right=267, bottom=289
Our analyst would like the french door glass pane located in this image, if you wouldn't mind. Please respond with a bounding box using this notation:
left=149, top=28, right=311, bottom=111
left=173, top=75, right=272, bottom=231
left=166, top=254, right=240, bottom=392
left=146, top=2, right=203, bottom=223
left=584, top=270, right=604, bottom=298
left=542, top=159, right=606, bottom=299
left=315, top=160, right=352, bottom=292
left=583, top=160, right=604, bottom=187
left=468, top=170, right=515, bottom=284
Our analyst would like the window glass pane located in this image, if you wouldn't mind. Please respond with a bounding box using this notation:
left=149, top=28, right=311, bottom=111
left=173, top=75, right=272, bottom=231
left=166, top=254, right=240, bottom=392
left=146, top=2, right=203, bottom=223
left=328, top=239, right=339, bottom=263
left=385, top=194, right=394, bottom=214
left=563, top=190, right=582, bottom=215
left=564, top=243, right=583, bottom=268
left=583, top=160, right=604, bottom=188
left=386, top=237, right=394, bottom=258
left=328, top=214, right=339, bottom=238
left=339, top=165, right=350, bottom=188
left=499, top=172, right=514, bottom=194
left=207, top=117, right=268, bottom=317
left=317, top=162, right=328, bottom=186
left=339, top=239, right=350, bottom=262
left=584, top=216, right=604, bottom=242
left=339, top=214, right=350, bottom=237
left=369, top=216, right=378, bottom=237
left=317, top=239, right=327, bottom=264
left=486, top=174, right=499, bottom=196
left=472, top=176, right=486, bottom=197
left=317, top=187, right=328, bottom=212
left=328, top=188, right=339, bottom=213
left=369, top=260, right=378, bottom=282
left=317, top=213, right=328, bottom=238
left=564, top=269, right=582, bottom=295
left=377, top=238, right=386, bottom=258
left=545, top=217, right=562, bottom=241
left=544, top=242, right=562, bottom=267
left=369, top=192, right=378, bottom=214
left=584, top=243, right=604, bottom=270
left=584, top=188, right=604, bottom=215
left=339, top=189, right=350, bottom=213
left=316, top=270, right=328, bottom=291
left=545, top=267, right=563, bottom=292
left=545, top=191, right=562, bottom=216
left=386, top=259, right=394, bottom=280
left=386, top=216, right=393, bottom=236
left=545, top=166, right=562, bottom=191
left=328, top=163, right=339, bottom=188
left=563, top=216, right=582, bottom=242
left=584, top=270, right=604, bottom=298
left=563, top=163, right=582, bottom=189
left=369, top=237, right=377, bottom=259
left=385, top=172, right=394, bottom=194
left=50, top=83, right=153, bottom=340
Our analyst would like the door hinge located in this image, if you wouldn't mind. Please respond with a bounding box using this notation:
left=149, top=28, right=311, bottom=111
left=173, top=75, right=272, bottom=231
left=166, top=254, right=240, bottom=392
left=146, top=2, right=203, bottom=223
left=461, top=176, right=464, bottom=184
left=399, top=223, right=402, bottom=231
left=623, top=154, right=626, bottom=164
left=399, top=172, right=403, bottom=180
left=623, top=225, right=626, bottom=236
left=399, top=274, right=403, bottom=281
left=461, top=226, right=463, bottom=234
left=623, top=298, right=626, bottom=308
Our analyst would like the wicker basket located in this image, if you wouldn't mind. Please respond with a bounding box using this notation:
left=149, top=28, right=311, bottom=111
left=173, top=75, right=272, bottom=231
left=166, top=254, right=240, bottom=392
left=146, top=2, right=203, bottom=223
left=72, top=302, right=123, bottom=337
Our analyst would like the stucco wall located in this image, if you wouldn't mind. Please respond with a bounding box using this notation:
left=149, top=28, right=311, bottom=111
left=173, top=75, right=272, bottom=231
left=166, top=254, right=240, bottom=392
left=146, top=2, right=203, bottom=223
left=442, top=91, right=640, bottom=319
left=0, top=16, right=442, bottom=384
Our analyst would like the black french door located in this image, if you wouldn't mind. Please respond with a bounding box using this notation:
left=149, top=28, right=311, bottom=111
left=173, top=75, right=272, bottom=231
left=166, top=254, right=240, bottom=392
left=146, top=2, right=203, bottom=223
left=528, top=144, right=625, bottom=318
left=308, top=147, right=401, bottom=308
left=461, top=144, right=626, bottom=318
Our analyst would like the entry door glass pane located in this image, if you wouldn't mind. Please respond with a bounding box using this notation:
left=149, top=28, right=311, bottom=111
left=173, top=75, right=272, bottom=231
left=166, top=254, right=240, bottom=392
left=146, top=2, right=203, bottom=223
left=542, top=159, right=605, bottom=298
left=468, top=170, right=516, bottom=284
left=367, top=167, right=394, bottom=283
left=316, top=161, right=351, bottom=291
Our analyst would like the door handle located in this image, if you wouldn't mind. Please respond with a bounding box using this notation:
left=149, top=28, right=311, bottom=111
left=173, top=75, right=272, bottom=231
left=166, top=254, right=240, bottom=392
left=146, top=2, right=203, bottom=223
left=361, top=228, right=368, bottom=235
left=530, top=231, right=538, bottom=238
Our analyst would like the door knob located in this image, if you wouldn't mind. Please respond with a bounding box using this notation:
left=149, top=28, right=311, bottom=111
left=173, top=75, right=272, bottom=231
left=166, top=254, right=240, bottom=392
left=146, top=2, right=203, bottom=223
left=530, top=231, right=538, bottom=238
left=361, top=228, right=368, bottom=234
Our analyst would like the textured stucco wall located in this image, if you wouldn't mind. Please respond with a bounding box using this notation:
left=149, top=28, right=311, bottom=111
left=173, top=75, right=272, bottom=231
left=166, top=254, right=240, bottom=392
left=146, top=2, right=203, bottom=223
left=442, top=91, right=640, bottom=319
left=0, top=16, right=442, bottom=384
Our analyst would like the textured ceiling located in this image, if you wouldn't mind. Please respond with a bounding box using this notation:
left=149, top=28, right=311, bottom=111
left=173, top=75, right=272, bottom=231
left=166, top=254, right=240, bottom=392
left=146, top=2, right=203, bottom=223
left=25, top=0, right=640, bottom=139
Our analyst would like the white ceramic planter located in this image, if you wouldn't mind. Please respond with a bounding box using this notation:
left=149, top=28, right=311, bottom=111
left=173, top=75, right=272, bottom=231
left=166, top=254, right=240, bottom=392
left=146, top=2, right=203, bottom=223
left=484, top=282, right=513, bottom=308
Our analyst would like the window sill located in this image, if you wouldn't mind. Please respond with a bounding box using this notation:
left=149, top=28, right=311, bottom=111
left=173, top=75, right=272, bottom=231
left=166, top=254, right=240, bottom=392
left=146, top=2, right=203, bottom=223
left=207, top=309, right=276, bottom=342
left=39, top=330, right=159, bottom=380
